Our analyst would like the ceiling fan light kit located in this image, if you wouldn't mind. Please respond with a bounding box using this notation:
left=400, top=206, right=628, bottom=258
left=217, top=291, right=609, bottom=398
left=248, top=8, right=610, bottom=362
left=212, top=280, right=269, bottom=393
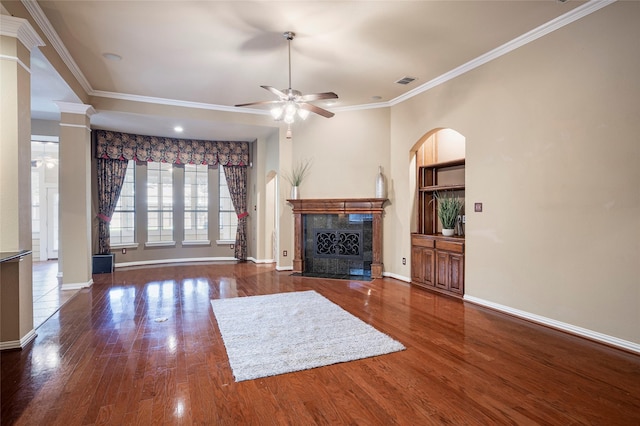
left=235, top=31, right=338, bottom=137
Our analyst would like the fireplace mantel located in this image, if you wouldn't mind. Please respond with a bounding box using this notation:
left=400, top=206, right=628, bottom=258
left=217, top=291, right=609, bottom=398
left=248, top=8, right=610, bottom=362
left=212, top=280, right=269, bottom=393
left=288, top=198, right=387, bottom=278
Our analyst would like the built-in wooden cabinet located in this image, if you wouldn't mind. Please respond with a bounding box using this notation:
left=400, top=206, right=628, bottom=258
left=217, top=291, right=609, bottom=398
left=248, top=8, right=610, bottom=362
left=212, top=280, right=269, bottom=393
left=411, top=234, right=464, bottom=296
left=417, top=159, right=465, bottom=234
left=412, top=158, right=465, bottom=298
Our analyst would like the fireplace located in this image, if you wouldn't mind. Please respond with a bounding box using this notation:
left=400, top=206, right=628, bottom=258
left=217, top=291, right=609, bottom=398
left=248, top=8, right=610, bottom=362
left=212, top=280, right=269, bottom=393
left=288, top=198, right=386, bottom=279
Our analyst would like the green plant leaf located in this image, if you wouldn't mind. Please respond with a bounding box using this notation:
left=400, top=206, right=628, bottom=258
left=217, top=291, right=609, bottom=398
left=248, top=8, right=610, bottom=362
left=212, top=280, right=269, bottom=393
left=433, top=192, right=464, bottom=229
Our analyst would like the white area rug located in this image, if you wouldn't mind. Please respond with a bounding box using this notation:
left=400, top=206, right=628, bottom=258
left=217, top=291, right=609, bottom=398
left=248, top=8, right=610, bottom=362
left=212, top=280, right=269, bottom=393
left=210, top=290, right=405, bottom=382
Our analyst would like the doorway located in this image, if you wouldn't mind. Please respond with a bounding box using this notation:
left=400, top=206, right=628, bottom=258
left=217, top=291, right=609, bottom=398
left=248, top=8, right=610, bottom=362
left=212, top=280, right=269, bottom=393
left=31, top=139, right=59, bottom=261
left=31, top=139, right=68, bottom=328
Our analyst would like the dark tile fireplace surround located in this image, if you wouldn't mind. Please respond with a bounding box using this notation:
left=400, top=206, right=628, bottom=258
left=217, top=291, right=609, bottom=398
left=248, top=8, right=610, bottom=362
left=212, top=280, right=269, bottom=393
left=288, top=198, right=387, bottom=280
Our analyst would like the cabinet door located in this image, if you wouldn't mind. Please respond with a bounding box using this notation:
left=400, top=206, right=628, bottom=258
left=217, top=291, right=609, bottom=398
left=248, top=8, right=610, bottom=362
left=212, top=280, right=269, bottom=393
left=411, top=246, right=424, bottom=283
left=449, top=253, right=464, bottom=294
left=422, top=248, right=435, bottom=287
left=435, top=251, right=449, bottom=289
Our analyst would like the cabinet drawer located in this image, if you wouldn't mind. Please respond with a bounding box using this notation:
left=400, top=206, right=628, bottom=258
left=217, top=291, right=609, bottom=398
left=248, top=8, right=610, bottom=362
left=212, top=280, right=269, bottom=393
left=435, top=240, right=464, bottom=253
left=411, top=236, right=434, bottom=248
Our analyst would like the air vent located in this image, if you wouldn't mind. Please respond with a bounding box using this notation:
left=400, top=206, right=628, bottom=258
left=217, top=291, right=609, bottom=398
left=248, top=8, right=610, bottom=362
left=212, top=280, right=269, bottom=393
left=395, top=76, right=417, bottom=85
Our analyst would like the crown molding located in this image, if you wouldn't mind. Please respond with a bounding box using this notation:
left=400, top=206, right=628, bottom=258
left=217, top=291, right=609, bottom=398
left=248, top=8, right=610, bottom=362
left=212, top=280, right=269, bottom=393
left=21, top=0, right=93, bottom=94
left=0, top=14, right=44, bottom=51
left=21, top=0, right=616, bottom=117
left=90, top=90, right=271, bottom=115
left=388, top=0, right=617, bottom=106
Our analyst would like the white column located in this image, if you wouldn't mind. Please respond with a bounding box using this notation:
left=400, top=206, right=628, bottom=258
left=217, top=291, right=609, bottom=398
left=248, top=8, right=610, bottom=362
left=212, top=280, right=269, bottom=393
left=56, top=102, right=96, bottom=290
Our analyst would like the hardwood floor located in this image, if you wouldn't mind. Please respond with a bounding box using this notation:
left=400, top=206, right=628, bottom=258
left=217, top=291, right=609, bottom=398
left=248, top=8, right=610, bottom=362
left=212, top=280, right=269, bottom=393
left=2, top=262, right=639, bottom=425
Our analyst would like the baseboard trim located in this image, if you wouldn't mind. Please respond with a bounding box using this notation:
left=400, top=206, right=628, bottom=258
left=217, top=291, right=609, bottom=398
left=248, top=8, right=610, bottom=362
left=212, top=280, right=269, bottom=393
left=464, top=295, right=640, bottom=355
left=61, top=279, right=93, bottom=291
left=0, top=329, right=37, bottom=351
left=382, top=272, right=411, bottom=283
left=115, top=257, right=237, bottom=268
left=247, top=257, right=275, bottom=264
left=275, top=265, right=293, bottom=271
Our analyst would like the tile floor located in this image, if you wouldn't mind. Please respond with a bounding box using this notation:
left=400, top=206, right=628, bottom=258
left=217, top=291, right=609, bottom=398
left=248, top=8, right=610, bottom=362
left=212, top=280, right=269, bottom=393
left=32, top=261, right=78, bottom=328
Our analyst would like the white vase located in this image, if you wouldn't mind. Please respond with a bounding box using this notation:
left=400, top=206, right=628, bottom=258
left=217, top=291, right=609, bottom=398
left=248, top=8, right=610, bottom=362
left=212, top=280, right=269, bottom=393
left=290, top=186, right=299, bottom=199
left=442, top=228, right=455, bottom=237
left=375, top=166, right=386, bottom=199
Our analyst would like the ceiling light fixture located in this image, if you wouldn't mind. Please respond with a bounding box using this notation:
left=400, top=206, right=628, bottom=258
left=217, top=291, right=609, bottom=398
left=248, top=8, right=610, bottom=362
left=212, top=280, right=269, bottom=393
left=235, top=31, right=338, bottom=139
left=174, top=126, right=183, bottom=132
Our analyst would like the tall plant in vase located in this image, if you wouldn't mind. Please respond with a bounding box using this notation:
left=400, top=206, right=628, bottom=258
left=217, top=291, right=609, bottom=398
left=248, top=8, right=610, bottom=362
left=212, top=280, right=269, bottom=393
left=284, top=159, right=312, bottom=199
left=433, top=192, right=463, bottom=236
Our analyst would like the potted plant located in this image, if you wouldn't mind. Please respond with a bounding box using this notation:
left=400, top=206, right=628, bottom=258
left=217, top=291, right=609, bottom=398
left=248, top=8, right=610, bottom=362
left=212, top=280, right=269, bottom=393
left=433, top=192, right=463, bottom=236
left=284, top=159, right=312, bottom=199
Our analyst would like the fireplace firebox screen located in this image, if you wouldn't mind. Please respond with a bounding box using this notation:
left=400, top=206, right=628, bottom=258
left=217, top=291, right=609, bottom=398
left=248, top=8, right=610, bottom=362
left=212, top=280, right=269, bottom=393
left=314, top=230, right=363, bottom=259
left=303, top=214, right=372, bottom=279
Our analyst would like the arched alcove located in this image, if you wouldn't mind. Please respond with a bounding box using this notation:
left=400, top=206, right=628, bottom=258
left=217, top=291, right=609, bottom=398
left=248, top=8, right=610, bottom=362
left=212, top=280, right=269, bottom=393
left=411, top=128, right=466, bottom=234
left=411, top=128, right=466, bottom=168
left=410, top=128, right=467, bottom=297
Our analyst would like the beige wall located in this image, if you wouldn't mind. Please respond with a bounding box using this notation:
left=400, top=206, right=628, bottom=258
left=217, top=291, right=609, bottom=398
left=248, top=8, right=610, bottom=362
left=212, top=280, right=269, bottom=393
left=291, top=108, right=390, bottom=199
left=251, top=130, right=280, bottom=262
left=388, top=1, right=639, bottom=344
left=33, top=118, right=60, bottom=137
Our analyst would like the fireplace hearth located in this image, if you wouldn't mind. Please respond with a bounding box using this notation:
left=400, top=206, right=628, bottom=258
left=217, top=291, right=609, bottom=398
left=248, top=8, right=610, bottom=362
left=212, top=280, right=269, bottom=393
left=288, top=198, right=387, bottom=279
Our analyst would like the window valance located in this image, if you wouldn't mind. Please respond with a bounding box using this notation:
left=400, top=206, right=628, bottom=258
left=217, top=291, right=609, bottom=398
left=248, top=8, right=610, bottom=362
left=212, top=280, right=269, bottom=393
left=95, top=129, right=249, bottom=166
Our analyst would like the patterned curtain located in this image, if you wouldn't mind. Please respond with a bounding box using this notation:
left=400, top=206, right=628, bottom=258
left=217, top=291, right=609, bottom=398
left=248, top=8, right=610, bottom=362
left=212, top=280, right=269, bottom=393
left=96, top=159, right=129, bottom=254
left=223, top=165, right=248, bottom=261
left=95, top=129, right=249, bottom=166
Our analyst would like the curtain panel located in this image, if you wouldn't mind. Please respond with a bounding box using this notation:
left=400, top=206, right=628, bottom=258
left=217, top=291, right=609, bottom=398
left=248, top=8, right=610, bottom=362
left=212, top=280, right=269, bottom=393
left=95, top=129, right=249, bottom=166
left=96, top=158, right=129, bottom=254
left=223, top=165, right=248, bottom=261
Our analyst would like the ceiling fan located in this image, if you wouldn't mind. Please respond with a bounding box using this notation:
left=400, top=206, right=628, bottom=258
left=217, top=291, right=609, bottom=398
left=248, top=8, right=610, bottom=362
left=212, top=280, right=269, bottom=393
left=235, top=31, right=338, bottom=124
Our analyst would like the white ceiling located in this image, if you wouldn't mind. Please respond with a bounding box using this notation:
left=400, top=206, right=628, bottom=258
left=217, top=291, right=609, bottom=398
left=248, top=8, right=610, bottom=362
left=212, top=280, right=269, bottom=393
left=25, top=0, right=590, bottom=141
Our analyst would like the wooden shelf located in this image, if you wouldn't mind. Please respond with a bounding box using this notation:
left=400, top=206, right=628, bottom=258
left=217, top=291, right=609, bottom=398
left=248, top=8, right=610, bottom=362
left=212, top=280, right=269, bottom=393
left=419, top=158, right=465, bottom=169
left=419, top=184, right=465, bottom=192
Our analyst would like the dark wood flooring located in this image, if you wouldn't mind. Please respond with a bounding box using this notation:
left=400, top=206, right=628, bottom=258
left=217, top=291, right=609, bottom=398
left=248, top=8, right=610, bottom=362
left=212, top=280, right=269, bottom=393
left=2, top=262, right=639, bottom=425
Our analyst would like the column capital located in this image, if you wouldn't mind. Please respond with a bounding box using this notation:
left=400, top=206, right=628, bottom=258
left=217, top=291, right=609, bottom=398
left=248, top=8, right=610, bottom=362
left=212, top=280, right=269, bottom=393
left=55, top=101, right=96, bottom=117
left=0, top=15, right=45, bottom=51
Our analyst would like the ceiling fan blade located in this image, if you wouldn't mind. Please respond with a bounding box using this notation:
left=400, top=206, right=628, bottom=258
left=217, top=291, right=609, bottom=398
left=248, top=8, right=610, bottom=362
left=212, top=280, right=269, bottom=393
left=235, top=100, right=282, bottom=108
left=261, top=85, right=287, bottom=99
left=299, top=102, right=335, bottom=118
left=299, top=92, right=338, bottom=102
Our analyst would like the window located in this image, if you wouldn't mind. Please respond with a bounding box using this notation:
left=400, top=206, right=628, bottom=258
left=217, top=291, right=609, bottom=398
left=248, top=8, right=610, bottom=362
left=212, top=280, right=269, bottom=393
left=147, top=162, right=173, bottom=242
left=110, top=160, right=136, bottom=245
left=219, top=167, right=237, bottom=241
left=184, top=164, right=209, bottom=242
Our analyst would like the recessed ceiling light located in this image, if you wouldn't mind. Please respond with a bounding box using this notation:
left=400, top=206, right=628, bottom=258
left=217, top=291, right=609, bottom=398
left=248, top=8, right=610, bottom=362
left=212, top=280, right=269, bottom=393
left=102, top=52, right=122, bottom=61
left=324, top=100, right=337, bottom=106
left=174, top=126, right=184, bottom=132
left=371, top=96, right=382, bottom=101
